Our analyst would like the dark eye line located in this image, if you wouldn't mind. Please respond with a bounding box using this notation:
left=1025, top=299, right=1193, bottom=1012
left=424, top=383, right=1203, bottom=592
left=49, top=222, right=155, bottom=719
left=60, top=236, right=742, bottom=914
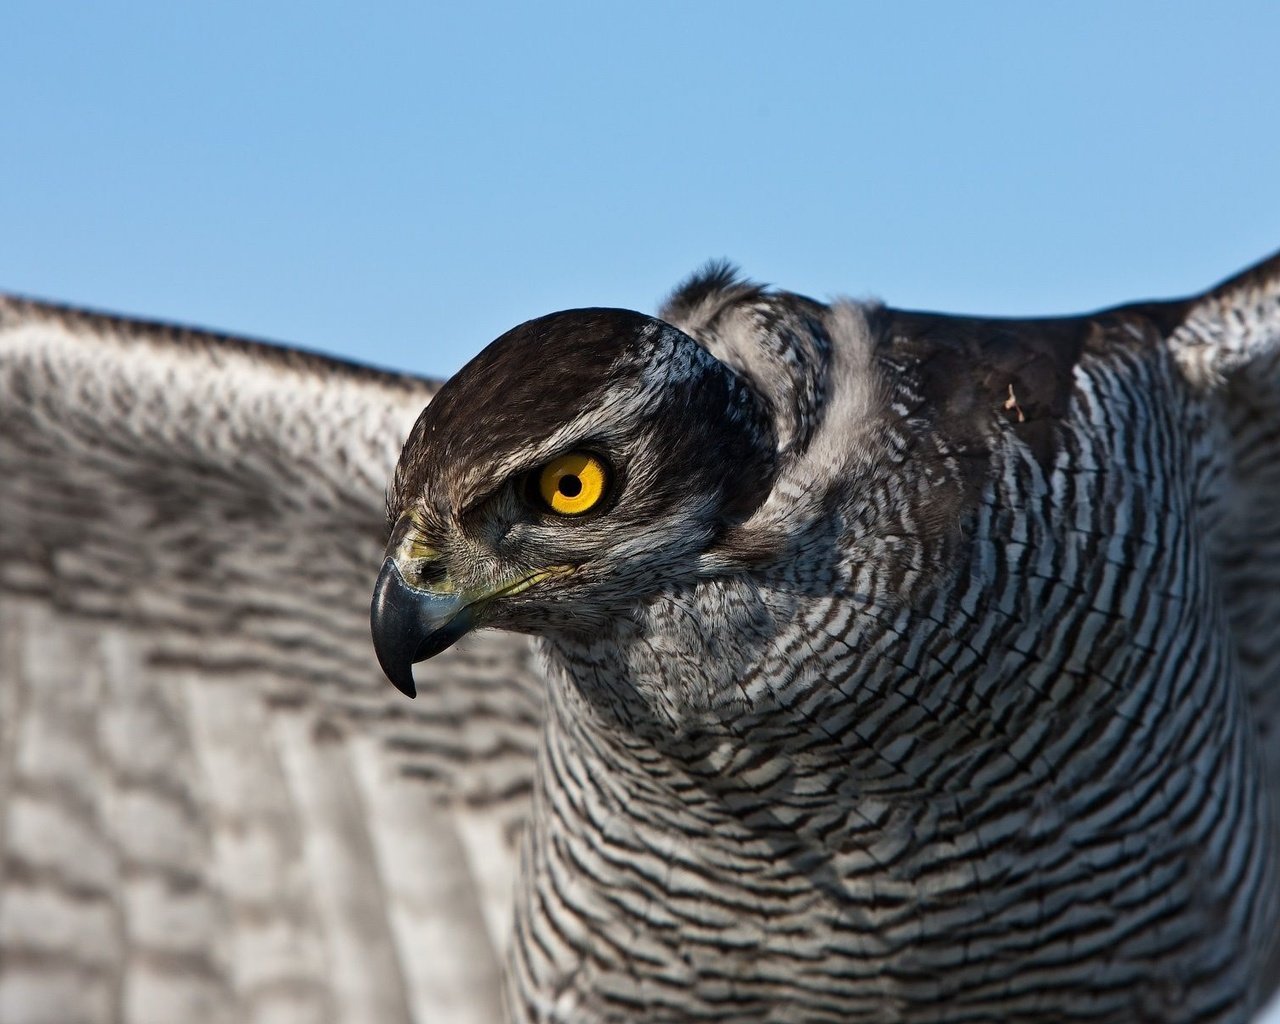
left=455, top=483, right=506, bottom=523
left=456, top=448, right=617, bottom=525
left=457, top=448, right=586, bottom=520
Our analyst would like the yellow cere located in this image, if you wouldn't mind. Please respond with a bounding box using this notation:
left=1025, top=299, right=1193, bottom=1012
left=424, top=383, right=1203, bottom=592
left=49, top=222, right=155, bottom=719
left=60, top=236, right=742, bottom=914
left=538, top=452, right=607, bottom=515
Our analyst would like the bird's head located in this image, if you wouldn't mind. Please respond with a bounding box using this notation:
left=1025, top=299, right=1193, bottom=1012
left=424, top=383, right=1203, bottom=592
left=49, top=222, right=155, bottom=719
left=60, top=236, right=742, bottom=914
left=370, top=308, right=779, bottom=697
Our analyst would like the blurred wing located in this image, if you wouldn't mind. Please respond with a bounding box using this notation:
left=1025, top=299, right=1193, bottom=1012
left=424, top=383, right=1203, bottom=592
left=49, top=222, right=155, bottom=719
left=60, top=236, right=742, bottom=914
left=0, top=296, right=543, bottom=1024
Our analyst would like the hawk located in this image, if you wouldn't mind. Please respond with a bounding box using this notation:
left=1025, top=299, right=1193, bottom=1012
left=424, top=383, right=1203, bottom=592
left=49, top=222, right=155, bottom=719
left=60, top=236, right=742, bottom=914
left=3, top=251, right=1280, bottom=1022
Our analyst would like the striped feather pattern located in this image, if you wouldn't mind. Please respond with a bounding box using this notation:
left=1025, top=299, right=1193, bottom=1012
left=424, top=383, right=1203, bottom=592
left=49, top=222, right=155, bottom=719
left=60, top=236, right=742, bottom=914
left=3, top=249, right=1279, bottom=1023
left=499, top=261, right=1280, bottom=1021
left=0, top=298, right=544, bottom=1022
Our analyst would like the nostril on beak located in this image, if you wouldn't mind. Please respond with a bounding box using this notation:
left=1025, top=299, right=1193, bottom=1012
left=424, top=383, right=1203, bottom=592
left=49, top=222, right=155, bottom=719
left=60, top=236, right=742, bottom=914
left=415, top=558, right=449, bottom=587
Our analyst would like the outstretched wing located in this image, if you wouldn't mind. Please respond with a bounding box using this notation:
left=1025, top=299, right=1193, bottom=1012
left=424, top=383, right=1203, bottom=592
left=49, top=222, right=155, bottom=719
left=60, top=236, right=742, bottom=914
left=1167, top=253, right=1280, bottom=781
left=0, top=297, right=543, bottom=1024
left=874, top=249, right=1280, bottom=787
left=884, top=250, right=1280, bottom=784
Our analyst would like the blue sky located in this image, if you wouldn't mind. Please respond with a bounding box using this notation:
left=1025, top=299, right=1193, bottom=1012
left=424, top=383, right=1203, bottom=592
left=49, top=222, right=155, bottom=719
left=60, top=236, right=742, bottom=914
left=2, top=2, right=1278, bottom=378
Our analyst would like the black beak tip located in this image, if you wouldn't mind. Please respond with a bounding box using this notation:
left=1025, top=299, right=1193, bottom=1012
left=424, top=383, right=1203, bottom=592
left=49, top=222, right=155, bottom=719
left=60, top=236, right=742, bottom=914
left=380, top=654, right=419, bottom=699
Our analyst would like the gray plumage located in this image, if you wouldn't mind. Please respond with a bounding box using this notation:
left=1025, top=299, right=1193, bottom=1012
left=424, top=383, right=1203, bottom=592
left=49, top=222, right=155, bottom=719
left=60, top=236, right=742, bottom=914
left=2, top=251, right=1279, bottom=1023
left=375, top=253, right=1280, bottom=1022
left=0, top=302, right=539, bottom=1023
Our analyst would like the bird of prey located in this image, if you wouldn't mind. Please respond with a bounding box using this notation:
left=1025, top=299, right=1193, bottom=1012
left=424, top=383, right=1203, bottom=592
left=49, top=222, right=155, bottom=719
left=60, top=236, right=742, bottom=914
left=2, top=251, right=1279, bottom=1023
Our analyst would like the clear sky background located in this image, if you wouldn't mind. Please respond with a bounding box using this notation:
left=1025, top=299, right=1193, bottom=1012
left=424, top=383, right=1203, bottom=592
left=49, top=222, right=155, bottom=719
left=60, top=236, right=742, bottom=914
left=3, top=0, right=1279, bottom=386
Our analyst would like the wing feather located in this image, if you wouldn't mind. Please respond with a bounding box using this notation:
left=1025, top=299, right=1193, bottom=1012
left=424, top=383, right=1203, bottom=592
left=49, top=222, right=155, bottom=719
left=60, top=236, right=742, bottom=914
left=1167, top=253, right=1280, bottom=783
left=0, top=296, right=540, bottom=1023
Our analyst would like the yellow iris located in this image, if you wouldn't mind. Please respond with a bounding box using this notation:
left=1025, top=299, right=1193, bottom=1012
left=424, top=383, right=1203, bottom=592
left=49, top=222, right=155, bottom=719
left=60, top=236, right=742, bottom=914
left=538, top=452, right=608, bottom=515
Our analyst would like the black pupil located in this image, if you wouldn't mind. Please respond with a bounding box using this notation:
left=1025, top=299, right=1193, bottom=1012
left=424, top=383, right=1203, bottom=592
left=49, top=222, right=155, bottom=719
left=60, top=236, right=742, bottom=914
left=558, top=474, right=583, bottom=498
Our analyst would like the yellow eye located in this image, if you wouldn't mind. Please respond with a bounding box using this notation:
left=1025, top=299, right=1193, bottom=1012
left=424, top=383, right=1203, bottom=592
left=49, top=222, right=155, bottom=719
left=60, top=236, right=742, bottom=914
left=537, top=452, right=608, bottom=515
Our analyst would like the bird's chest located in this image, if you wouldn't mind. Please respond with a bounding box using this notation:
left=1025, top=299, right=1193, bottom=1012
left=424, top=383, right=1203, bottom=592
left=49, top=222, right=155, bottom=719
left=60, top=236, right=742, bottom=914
left=506, top=664, right=1273, bottom=1024
left=508, top=547, right=1276, bottom=1024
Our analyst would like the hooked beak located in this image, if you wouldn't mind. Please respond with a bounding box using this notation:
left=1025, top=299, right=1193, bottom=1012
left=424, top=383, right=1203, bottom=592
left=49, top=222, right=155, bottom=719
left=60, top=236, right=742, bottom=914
left=369, top=558, right=475, bottom=698
left=370, top=521, right=570, bottom=698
